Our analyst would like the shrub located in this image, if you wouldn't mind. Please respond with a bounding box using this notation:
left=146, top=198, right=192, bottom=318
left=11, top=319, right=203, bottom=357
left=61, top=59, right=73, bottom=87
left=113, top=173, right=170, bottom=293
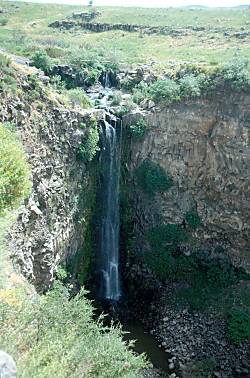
left=0, top=283, right=147, bottom=377
left=179, top=74, right=201, bottom=98
left=0, top=53, right=11, bottom=68
left=184, top=358, right=217, bottom=378
left=121, top=76, right=136, bottom=91
left=84, top=67, right=101, bottom=86
left=185, top=207, right=202, bottom=229
left=50, top=75, right=66, bottom=90
left=45, top=46, right=66, bottom=59
left=31, top=50, right=53, bottom=74
left=147, top=224, right=188, bottom=250
left=144, top=224, right=189, bottom=281
left=205, top=258, right=237, bottom=287
left=0, top=54, right=16, bottom=94
left=219, top=58, right=250, bottom=91
left=177, top=286, right=208, bottom=311
left=227, top=308, right=250, bottom=345
left=0, top=18, right=8, bottom=26
left=0, top=74, right=17, bottom=94
left=55, top=266, right=68, bottom=281
left=135, top=159, right=173, bottom=197
left=111, top=90, right=122, bottom=106
left=0, top=124, right=31, bottom=214
left=132, top=82, right=149, bottom=104
left=123, top=97, right=137, bottom=112
left=148, top=78, right=180, bottom=104
left=144, top=248, right=174, bottom=281
left=66, top=88, right=91, bottom=109
left=77, top=120, right=100, bottom=162
left=129, top=118, right=146, bottom=138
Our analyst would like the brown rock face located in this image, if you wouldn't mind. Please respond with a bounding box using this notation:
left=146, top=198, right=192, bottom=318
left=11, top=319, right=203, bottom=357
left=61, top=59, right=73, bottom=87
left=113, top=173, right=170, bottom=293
left=128, top=92, right=250, bottom=270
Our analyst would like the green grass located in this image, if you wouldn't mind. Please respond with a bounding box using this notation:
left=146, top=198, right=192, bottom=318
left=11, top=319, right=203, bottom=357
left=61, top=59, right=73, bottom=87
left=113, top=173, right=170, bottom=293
left=0, top=212, right=17, bottom=289
left=94, top=6, right=250, bottom=28
left=0, top=281, right=147, bottom=377
left=0, top=1, right=249, bottom=66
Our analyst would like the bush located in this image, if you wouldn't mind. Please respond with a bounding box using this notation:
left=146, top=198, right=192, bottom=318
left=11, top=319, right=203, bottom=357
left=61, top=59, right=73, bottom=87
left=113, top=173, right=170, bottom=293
left=0, top=124, right=31, bottom=214
left=0, top=53, right=11, bottom=68
left=135, top=159, right=173, bottom=197
left=144, top=224, right=189, bottom=281
left=31, top=50, right=53, bottom=74
left=148, top=78, right=180, bottom=104
left=179, top=74, right=201, bottom=98
left=219, top=58, right=250, bottom=91
left=147, top=224, right=188, bottom=250
left=132, top=82, right=149, bottom=104
left=0, top=73, right=17, bottom=94
left=123, top=97, right=137, bottom=112
left=66, top=88, right=91, bottom=109
left=111, top=90, right=122, bottom=106
left=184, top=358, right=217, bottom=378
left=77, top=119, right=100, bottom=162
left=185, top=207, right=202, bottom=230
left=227, top=308, right=250, bottom=345
left=0, top=283, right=147, bottom=377
left=144, top=248, right=174, bottom=281
left=205, top=258, right=237, bottom=287
left=129, top=118, right=146, bottom=138
left=45, top=46, right=66, bottom=59
left=0, top=18, right=8, bottom=26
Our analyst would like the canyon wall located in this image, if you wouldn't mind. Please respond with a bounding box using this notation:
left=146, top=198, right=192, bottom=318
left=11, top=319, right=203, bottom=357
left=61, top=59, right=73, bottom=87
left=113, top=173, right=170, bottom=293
left=1, top=94, right=104, bottom=291
left=126, top=91, right=250, bottom=270
left=2, top=84, right=250, bottom=292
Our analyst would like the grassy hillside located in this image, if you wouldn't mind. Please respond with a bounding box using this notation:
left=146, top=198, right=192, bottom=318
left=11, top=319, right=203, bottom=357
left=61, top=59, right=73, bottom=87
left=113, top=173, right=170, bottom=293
left=0, top=1, right=249, bottom=66
left=93, top=6, right=249, bottom=28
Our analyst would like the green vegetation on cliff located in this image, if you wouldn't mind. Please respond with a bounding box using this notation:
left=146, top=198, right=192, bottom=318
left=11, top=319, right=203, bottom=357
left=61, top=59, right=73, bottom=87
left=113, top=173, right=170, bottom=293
left=135, top=159, right=173, bottom=197
left=227, top=308, right=250, bottom=345
left=0, top=282, right=147, bottom=377
left=0, top=123, right=31, bottom=215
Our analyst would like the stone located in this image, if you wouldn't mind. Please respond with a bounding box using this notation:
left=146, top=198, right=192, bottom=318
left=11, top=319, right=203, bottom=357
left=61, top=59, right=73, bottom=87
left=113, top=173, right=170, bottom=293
left=169, top=362, right=175, bottom=370
left=148, top=100, right=155, bottom=109
left=169, top=373, right=176, bottom=378
left=0, top=351, right=17, bottom=378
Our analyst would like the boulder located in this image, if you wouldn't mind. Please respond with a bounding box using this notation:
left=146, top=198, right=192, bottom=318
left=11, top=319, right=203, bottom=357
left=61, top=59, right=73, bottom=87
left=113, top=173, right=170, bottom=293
left=0, top=351, right=16, bottom=378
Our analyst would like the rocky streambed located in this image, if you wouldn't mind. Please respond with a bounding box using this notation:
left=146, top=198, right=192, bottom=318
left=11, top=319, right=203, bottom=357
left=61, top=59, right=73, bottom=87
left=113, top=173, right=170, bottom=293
left=130, top=280, right=250, bottom=378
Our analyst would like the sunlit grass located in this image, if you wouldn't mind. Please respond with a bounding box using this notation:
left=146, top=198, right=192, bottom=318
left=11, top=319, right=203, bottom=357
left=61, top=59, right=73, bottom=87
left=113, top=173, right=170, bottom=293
left=0, top=0, right=249, bottom=66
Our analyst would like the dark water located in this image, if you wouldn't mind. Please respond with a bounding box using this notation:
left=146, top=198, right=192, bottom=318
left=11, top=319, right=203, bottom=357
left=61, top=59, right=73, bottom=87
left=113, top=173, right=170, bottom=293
left=123, top=321, right=171, bottom=375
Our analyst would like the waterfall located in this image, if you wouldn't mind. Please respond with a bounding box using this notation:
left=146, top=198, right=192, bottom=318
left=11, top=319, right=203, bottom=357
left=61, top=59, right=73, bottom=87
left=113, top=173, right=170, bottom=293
left=97, top=118, right=122, bottom=301
left=104, top=71, right=111, bottom=88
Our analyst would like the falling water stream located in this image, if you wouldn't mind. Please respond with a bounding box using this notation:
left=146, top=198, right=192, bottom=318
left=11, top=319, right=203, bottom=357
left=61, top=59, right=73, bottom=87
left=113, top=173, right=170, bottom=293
left=97, top=118, right=122, bottom=301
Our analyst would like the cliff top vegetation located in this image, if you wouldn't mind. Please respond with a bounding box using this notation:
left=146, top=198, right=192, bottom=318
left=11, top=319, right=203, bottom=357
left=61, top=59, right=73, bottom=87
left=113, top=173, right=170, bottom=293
left=0, top=0, right=249, bottom=67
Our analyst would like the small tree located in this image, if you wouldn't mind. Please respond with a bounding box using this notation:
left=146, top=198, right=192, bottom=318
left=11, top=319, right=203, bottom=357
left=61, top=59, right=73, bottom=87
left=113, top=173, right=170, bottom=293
left=88, top=0, right=93, bottom=6
left=0, top=124, right=31, bottom=214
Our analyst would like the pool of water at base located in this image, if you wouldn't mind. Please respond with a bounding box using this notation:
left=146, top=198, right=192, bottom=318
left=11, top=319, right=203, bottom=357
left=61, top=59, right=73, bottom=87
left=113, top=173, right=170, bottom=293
left=122, top=321, right=171, bottom=376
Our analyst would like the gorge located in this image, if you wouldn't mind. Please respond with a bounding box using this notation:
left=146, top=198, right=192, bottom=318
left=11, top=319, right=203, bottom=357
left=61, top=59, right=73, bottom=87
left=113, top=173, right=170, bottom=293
left=0, top=3, right=250, bottom=377
left=3, top=70, right=249, bottom=377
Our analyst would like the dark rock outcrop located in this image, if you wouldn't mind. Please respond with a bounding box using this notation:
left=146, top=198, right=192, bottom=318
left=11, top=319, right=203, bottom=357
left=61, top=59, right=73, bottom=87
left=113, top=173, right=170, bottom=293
left=124, top=91, right=250, bottom=271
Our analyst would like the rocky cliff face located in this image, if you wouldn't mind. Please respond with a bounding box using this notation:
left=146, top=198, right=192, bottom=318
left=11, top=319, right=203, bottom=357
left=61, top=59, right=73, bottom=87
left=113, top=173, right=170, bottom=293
left=127, top=91, right=250, bottom=270
left=1, top=90, right=104, bottom=291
